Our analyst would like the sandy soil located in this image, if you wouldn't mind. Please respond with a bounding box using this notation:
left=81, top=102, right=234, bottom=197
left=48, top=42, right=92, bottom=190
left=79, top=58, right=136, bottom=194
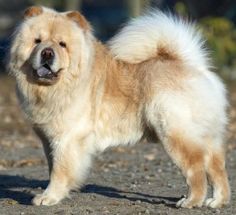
left=0, top=75, right=236, bottom=215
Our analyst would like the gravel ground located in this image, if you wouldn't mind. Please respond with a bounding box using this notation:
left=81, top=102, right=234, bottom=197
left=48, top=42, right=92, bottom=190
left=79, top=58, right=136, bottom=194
left=0, top=75, right=236, bottom=215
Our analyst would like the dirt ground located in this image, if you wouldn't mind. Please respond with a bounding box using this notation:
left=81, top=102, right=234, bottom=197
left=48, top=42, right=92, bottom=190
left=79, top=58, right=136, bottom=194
left=0, top=75, right=236, bottom=215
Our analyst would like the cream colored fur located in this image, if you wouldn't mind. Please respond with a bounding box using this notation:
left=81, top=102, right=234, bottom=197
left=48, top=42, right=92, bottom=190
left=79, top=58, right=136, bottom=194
left=9, top=7, right=230, bottom=208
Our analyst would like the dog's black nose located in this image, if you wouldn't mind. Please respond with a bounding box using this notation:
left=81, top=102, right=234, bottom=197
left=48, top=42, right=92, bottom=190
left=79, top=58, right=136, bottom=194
left=41, top=48, right=54, bottom=64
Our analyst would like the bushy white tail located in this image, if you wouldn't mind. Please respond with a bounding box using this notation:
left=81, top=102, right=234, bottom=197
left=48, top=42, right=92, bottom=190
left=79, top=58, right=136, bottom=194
left=108, top=10, right=210, bottom=70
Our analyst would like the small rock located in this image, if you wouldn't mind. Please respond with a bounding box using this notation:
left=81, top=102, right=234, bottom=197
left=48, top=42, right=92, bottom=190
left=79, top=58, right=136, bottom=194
left=144, top=154, right=155, bottom=161
left=5, top=199, right=18, bottom=205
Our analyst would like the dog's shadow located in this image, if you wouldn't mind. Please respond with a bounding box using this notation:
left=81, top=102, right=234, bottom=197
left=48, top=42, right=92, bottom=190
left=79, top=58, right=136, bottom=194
left=0, top=174, right=180, bottom=207
left=0, top=174, right=48, bottom=205
left=81, top=184, right=180, bottom=208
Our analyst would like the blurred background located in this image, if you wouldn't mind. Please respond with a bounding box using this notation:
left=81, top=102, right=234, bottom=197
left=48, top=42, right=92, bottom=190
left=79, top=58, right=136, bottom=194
left=0, top=0, right=236, bottom=79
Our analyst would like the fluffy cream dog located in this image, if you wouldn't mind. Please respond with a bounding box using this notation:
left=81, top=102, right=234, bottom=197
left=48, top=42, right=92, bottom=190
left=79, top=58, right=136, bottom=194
left=9, top=6, right=230, bottom=208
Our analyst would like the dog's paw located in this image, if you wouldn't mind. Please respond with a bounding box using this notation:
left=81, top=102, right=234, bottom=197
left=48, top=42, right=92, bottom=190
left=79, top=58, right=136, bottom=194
left=205, top=198, right=228, bottom=208
left=176, top=197, right=192, bottom=208
left=32, top=193, right=60, bottom=206
left=176, top=197, right=203, bottom=208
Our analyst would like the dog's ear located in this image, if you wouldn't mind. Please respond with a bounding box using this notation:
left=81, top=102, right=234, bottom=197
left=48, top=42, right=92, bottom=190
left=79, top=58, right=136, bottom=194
left=66, top=11, right=91, bottom=32
left=24, top=6, right=43, bottom=19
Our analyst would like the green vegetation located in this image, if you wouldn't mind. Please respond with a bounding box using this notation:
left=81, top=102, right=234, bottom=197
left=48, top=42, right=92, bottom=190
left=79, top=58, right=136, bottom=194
left=175, top=1, right=236, bottom=80
left=200, top=17, right=236, bottom=79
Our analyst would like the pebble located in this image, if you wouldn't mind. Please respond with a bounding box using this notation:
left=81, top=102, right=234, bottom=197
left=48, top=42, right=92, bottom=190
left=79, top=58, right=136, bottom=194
left=215, top=209, right=221, bottom=214
left=5, top=199, right=18, bottom=205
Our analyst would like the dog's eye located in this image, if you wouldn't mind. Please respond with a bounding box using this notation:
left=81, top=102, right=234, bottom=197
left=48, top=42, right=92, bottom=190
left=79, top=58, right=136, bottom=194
left=34, top=38, right=41, bottom=44
left=59, top=41, right=66, bottom=48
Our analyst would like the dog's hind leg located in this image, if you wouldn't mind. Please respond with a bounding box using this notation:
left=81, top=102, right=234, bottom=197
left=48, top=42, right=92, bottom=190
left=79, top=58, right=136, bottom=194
left=161, top=131, right=207, bottom=208
left=205, top=140, right=230, bottom=208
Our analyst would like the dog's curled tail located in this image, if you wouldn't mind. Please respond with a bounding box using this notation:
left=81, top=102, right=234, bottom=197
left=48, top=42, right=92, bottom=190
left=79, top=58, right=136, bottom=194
left=108, top=10, right=210, bottom=70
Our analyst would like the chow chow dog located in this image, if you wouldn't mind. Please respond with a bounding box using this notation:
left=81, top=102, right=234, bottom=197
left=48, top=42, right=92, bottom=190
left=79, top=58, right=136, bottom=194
left=8, top=6, right=230, bottom=208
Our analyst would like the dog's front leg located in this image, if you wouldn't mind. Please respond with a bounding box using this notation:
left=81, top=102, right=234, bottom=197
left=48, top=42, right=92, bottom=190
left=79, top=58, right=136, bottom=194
left=34, top=127, right=53, bottom=174
left=32, top=133, right=93, bottom=206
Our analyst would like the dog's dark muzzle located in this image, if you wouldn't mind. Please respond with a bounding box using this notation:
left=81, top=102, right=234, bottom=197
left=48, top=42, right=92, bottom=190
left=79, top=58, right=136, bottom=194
left=31, top=47, right=62, bottom=85
left=32, top=63, right=61, bottom=85
left=34, top=48, right=57, bottom=80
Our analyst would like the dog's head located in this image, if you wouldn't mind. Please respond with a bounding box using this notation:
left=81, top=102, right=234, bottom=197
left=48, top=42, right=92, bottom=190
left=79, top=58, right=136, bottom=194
left=9, top=6, right=93, bottom=86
